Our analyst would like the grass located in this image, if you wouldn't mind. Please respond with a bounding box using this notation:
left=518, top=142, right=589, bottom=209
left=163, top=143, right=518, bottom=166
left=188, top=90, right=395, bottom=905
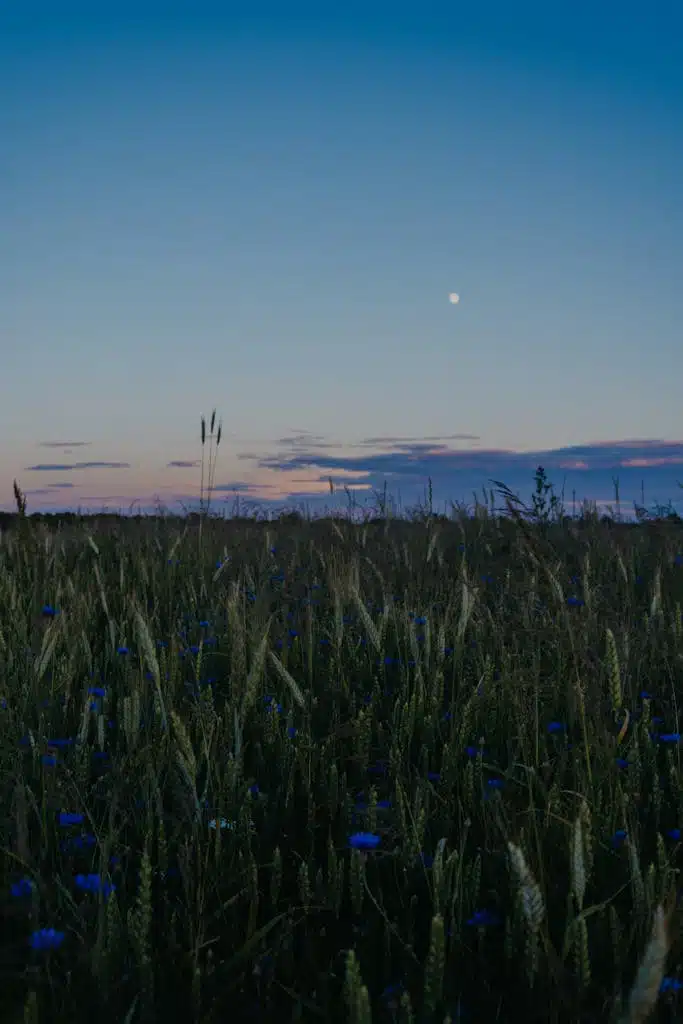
left=1, top=417, right=683, bottom=1023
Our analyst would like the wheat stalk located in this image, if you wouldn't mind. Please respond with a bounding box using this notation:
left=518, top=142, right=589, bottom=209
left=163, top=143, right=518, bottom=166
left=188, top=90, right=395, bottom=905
left=507, top=842, right=545, bottom=931
left=620, top=903, right=669, bottom=1024
left=571, top=815, right=586, bottom=911
left=268, top=651, right=306, bottom=709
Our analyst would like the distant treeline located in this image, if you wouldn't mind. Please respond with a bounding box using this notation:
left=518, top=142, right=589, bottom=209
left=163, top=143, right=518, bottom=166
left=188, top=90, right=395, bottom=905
left=0, top=507, right=680, bottom=535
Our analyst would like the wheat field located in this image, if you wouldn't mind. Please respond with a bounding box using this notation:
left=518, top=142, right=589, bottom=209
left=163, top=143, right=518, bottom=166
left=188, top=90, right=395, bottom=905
left=2, top=439, right=683, bottom=1023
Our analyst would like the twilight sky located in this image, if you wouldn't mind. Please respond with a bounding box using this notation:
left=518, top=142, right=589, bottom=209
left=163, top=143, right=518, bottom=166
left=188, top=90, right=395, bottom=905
left=2, top=2, right=682, bottom=518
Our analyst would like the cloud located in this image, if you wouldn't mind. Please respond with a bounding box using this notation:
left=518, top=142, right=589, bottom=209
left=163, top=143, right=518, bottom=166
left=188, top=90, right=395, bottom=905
left=249, top=438, right=683, bottom=476
left=38, top=441, right=91, bottom=448
left=359, top=434, right=480, bottom=446
left=25, top=462, right=130, bottom=471
left=167, top=460, right=200, bottom=468
left=47, top=482, right=75, bottom=488
left=237, top=433, right=483, bottom=465
left=620, top=457, right=683, bottom=468
left=210, top=481, right=278, bottom=493
left=302, top=474, right=372, bottom=487
left=235, top=436, right=683, bottom=516
left=272, top=432, right=481, bottom=451
left=584, top=439, right=669, bottom=449
left=78, top=495, right=138, bottom=502
left=276, top=433, right=338, bottom=450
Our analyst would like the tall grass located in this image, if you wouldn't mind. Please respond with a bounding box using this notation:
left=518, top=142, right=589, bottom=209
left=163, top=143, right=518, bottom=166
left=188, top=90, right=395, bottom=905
left=1, top=436, right=683, bottom=1022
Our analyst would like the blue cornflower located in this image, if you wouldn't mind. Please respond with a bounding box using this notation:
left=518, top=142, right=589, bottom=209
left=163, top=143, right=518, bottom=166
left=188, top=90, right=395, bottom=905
left=74, top=873, right=115, bottom=899
left=287, top=726, right=297, bottom=738
left=661, top=976, right=683, bottom=992
left=117, top=646, right=129, bottom=656
left=567, top=596, right=584, bottom=607
left=611, top=829, right=628, bottom=848
left=667, top=829, right=682, bottom=841
left=58, top=812, right=83, bottom=826
left=616, top=757, right=629, bottom=769
left=348, top=832, right=381, bottom=851
left=547, top=721, right=565, bottom=733
left=69, top=834, right=96, bottom=851
left=381, top=982, right=405, bottom=1007
left=659, top=733, right=681, bottom=744
left=42, top=754, right=57, bottom=767
left=41, top=605, right=57, bottom=618
left=10, top=877, right=34, bottom=898
left=467, top=909, right=500, bottom=928
left=30, top=928, right=65, bottom=950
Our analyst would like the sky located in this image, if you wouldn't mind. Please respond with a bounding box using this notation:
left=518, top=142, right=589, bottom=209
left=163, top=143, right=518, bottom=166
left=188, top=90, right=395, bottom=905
left=2, top=1, right=682, bottom=519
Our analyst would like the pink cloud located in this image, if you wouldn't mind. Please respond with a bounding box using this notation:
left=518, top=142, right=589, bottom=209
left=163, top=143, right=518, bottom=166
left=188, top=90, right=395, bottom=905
left=620, top=457, right=683, bottom=467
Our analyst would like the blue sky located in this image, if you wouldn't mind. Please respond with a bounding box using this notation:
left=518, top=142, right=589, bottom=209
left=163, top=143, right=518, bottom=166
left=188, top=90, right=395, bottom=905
left=2, top=2, right=682, bottom=518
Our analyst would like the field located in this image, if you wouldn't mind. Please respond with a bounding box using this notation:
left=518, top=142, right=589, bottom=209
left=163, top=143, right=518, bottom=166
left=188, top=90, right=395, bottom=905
left=2, top=482, right=683, bottom=1023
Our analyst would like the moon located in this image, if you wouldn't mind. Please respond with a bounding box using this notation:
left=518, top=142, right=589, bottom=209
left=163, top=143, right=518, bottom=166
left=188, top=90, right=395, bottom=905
left=449, top=293, right=460, bottom=304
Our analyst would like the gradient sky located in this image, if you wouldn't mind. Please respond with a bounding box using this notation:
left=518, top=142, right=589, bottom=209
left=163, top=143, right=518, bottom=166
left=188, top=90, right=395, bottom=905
left=2, top=2, right=682, bottom=518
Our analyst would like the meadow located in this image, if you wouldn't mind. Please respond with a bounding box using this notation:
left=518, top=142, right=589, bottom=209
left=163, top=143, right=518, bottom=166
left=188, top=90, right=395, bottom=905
left=2, top=442, right=683, bottom=1024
